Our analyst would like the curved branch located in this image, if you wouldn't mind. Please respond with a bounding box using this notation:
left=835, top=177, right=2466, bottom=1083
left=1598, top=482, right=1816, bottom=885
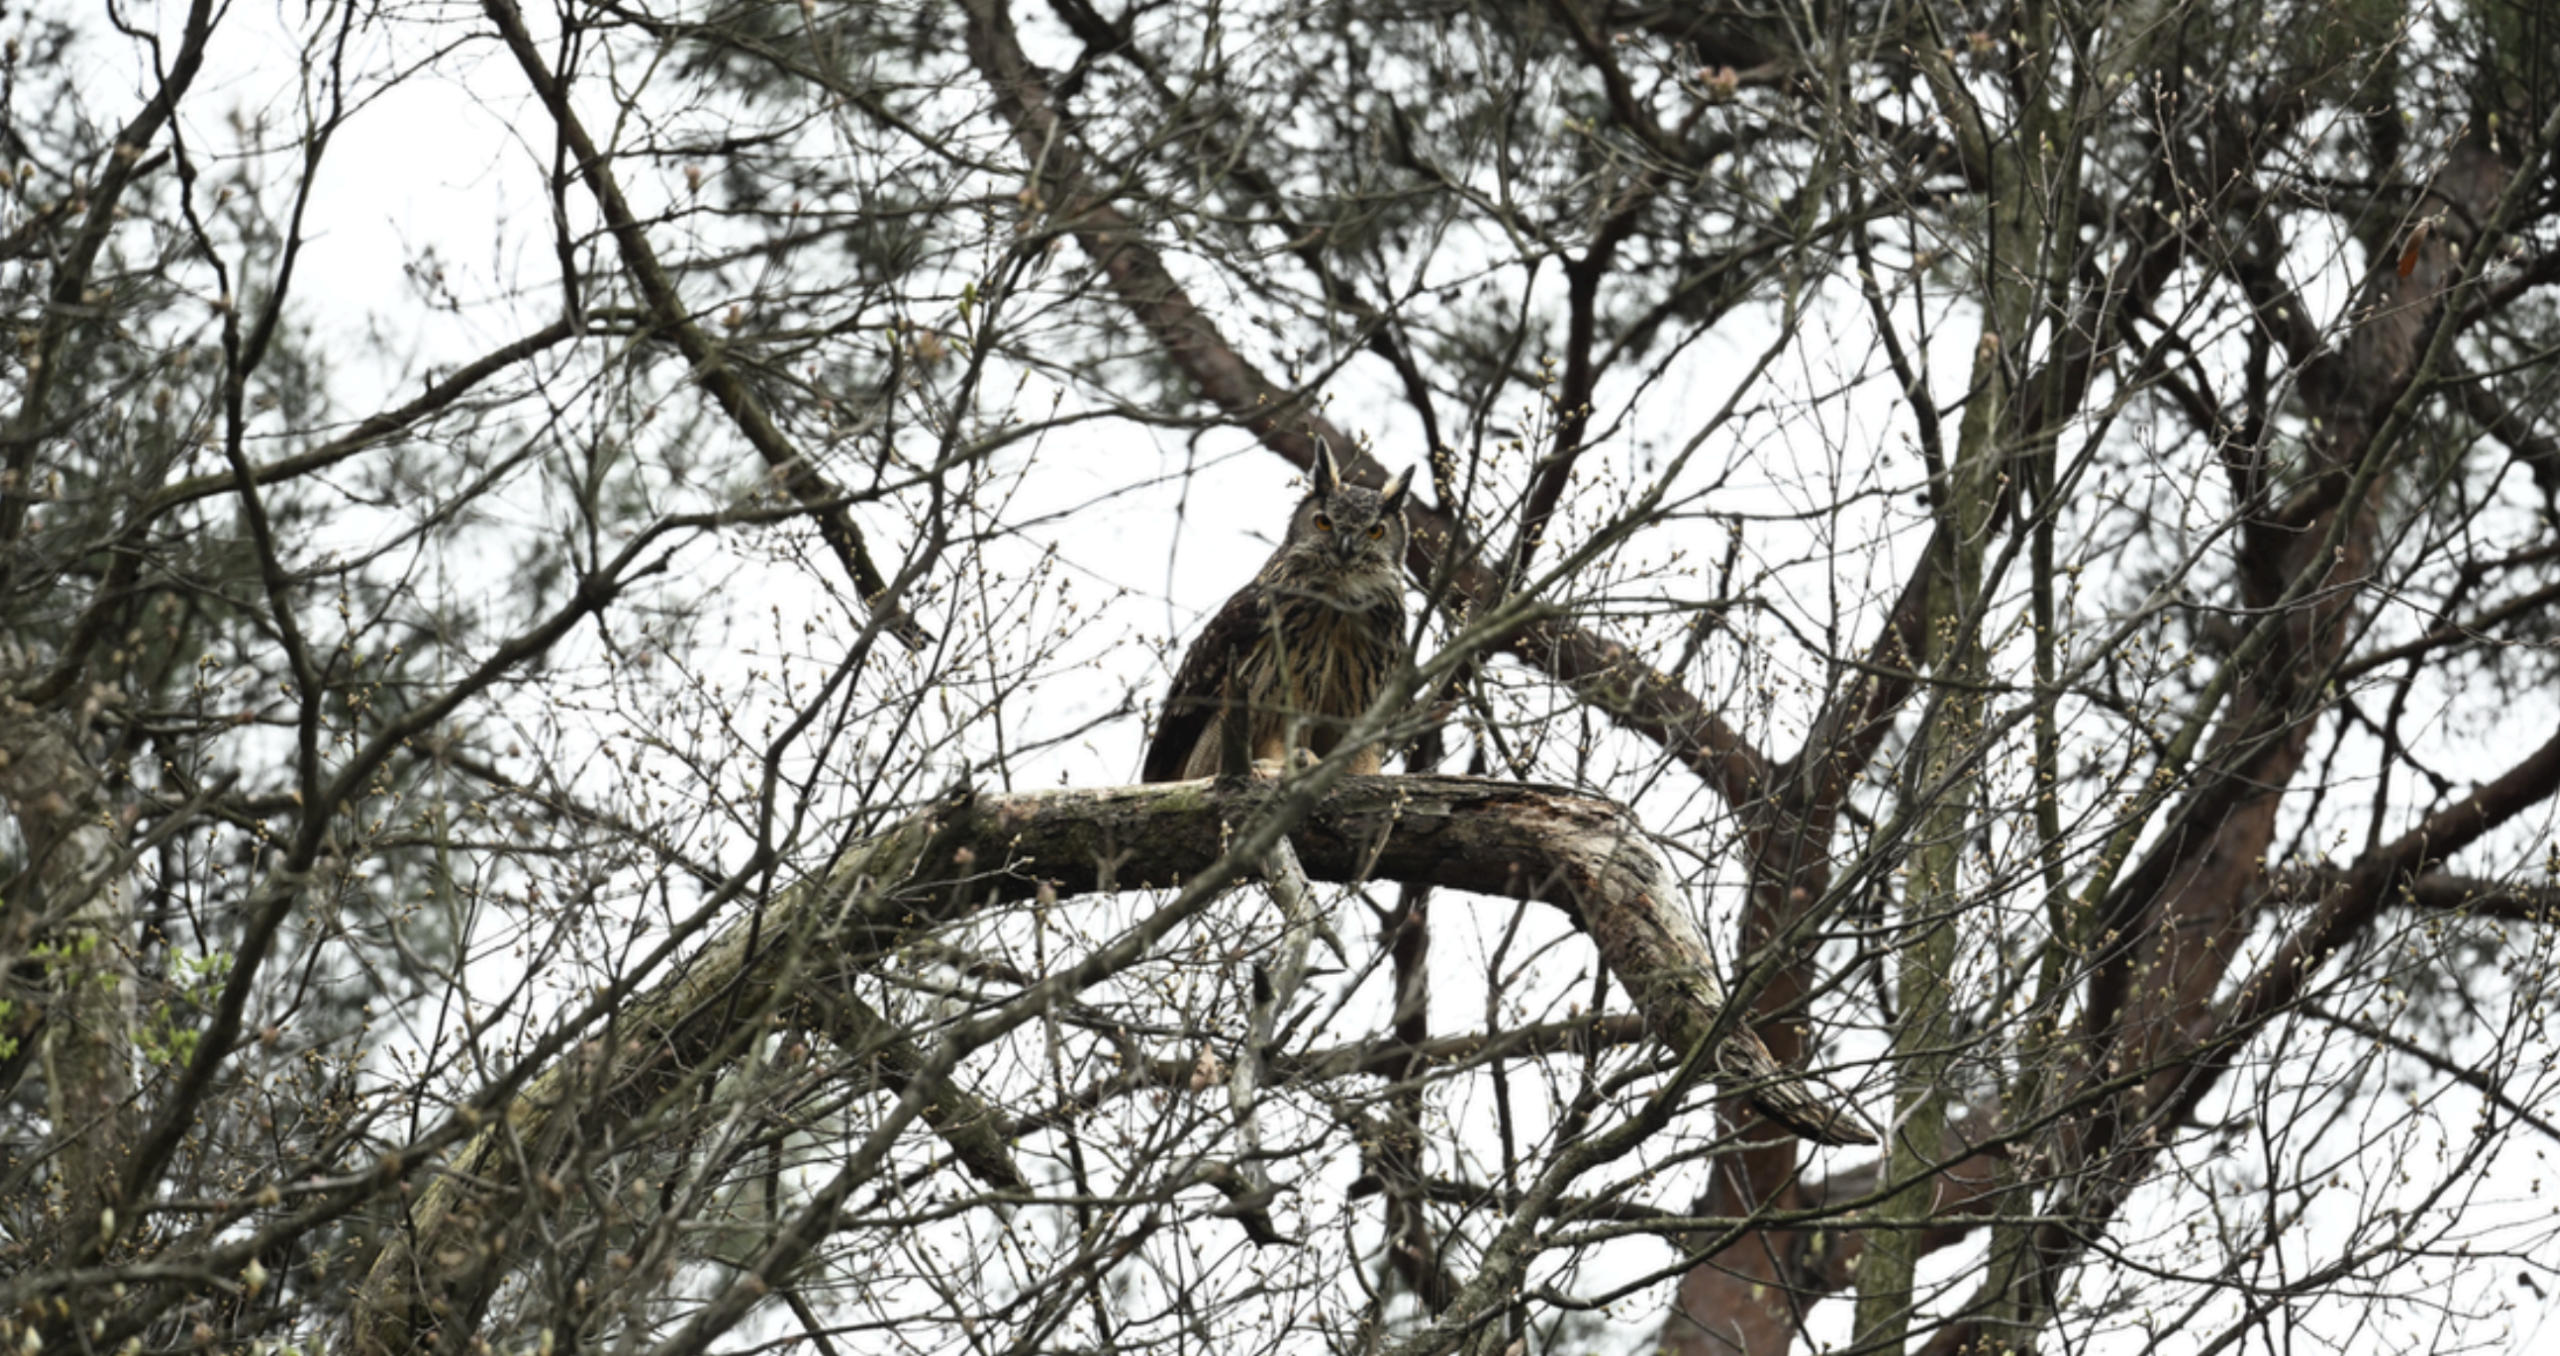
left=346, top=774, right=1871, bottom=1351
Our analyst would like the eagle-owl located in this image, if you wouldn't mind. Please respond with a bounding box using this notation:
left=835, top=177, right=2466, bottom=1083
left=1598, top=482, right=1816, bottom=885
left=1144, top=446, right=1416, bottom=782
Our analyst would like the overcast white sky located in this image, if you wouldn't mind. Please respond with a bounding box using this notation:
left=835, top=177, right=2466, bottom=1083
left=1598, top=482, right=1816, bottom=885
left=43, top=0, right=2560, bottom=1349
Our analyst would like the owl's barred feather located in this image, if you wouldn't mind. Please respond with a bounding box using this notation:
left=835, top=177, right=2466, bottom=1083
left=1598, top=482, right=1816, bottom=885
left=1144, top=445, right=1415, bottom=783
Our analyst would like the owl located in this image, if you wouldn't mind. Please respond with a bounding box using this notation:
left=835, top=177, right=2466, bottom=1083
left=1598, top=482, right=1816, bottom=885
left=1144, top=446, right=1417, bottom=782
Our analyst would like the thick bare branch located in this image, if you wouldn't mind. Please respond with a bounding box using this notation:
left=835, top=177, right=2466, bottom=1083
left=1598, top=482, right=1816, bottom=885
left=349, top=774, right=1870, bottom=1350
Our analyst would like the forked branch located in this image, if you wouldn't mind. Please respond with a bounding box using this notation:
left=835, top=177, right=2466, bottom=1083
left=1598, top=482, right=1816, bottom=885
left=349, top=774, right=1871, bottom=1353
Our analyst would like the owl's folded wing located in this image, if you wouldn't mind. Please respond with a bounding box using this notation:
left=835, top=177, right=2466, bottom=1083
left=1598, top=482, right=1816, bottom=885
left=1142, top=584, right=1268, bottom=783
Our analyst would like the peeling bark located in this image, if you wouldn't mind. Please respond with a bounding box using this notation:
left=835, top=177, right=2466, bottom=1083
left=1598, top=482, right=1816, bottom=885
left=1909, top=113, right=2560, bottom=1356
left=349, top=775, right=1866, bottom=1353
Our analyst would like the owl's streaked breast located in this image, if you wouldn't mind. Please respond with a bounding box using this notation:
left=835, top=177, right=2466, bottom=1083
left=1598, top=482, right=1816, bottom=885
left=1256, top=593, right=1405, bottom=722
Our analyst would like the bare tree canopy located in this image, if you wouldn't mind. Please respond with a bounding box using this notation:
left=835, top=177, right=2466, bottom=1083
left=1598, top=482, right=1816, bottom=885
left=3, top=0, right=2559, bottom=1353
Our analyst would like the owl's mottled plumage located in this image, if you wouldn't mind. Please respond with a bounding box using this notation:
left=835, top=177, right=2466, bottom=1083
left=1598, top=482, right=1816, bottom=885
left=1144, top=446, right=1416, bottom=782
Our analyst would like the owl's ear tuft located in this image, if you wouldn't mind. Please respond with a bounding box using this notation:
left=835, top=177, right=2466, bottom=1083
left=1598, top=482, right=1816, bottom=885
left=1380, top=465, right=1415, bottom=510
left=1313, top=438, right=1343, bottom=497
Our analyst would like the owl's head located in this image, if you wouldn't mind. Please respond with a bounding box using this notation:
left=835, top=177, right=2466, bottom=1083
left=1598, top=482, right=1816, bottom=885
left=1271, top=441, right=1415, bottom=604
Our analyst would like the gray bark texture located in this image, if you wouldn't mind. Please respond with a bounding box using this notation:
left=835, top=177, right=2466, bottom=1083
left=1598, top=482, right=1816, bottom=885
left=350, top=773, right=1869, bottom=1352
left=0, top=694, right=135, bottom=1254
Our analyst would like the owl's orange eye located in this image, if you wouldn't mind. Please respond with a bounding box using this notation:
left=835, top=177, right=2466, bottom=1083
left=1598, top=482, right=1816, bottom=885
left=1313, top=514, right=1333, bottom=531
left=1367, top=524, right=1384, bottom=539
